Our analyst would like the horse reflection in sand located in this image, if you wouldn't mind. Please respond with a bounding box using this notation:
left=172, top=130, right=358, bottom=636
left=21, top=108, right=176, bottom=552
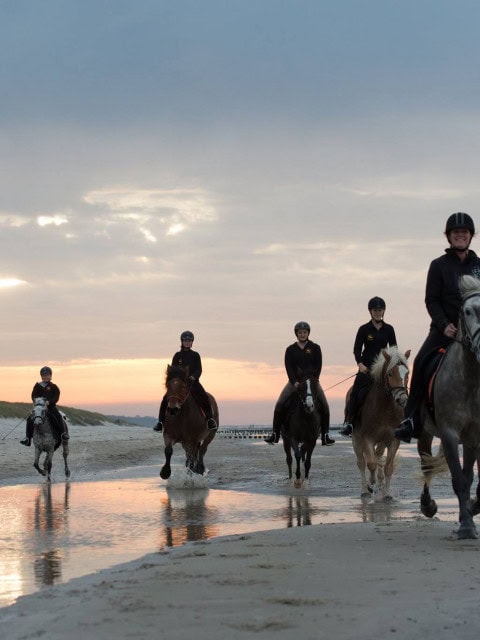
left=350, top=346, right=410, bottom=500
left=32, top=398, right=70, bottom=482
left=417, top=275, right=480, bottom=539
left=160, top=365, right=218, bottom=480
left=281, top=375, right=321, bottom=488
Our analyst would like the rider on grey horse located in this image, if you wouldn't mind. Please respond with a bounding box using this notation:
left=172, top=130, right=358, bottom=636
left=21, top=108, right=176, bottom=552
left=20, top=366, right=69, bottom=447
left=264, top=321, right=334, bottom=446
left=395, top=212, right=480, bottom=443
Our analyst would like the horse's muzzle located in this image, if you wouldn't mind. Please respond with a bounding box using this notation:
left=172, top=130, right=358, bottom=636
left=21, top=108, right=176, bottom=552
left=167, top=407, right=180, bottom=416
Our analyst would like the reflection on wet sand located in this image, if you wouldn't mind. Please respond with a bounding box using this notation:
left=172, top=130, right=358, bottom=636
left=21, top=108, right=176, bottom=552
left=32, top=483, right=71, bottom=586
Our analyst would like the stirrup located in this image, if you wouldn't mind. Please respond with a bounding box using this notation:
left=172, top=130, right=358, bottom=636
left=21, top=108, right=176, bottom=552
left=207, top=418, right=217, bottom=430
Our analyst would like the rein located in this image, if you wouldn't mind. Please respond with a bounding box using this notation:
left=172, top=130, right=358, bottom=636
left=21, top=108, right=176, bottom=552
left=459, top=292, right=480, bottom=352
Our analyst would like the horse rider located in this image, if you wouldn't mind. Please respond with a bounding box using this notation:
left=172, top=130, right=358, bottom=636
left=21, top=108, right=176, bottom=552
left=264, top=321, right=334, bottom=446
left=340, top=296, right=397, bottom=436
left=395, top=212, right=480, bottom=443
left=20, top=366, right=69, bottom=446
left=154, top=330, right=218, bottom=432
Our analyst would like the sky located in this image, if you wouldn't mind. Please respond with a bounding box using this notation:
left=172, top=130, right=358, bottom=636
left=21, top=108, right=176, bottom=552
left=2, top=0, right=480, bottom=424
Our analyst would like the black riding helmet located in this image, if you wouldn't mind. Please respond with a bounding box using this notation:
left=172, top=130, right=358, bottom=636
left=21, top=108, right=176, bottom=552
left=368, top=296, right=386, bottom=310
left=445, top=212, right=475, bottom=235
left=294, top=321, right=310, bottom=335
left=40, top=366, right=52, bottom=376
left=180, top=330, right=194, bottom=341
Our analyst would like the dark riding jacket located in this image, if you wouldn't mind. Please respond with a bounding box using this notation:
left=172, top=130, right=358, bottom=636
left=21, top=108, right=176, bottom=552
left=426, top=248, right=480, bottom=333
left=284, top=340, right=322, bottom=384
left=31, top=381, right=60, bottom=405
left=171, top=348, right=202, bottom=381
left=353, top=321, right=397, bottom=369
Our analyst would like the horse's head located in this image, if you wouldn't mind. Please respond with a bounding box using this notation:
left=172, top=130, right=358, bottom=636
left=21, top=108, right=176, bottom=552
left=371, top=347, right=410, bottom=408
left=32, top=397, right=48, bottom=425
left=165, top=365, right=190, bottom=416
left=459, top=275, right=480, bottom=362
left=296, top=375, right=316, bottom=415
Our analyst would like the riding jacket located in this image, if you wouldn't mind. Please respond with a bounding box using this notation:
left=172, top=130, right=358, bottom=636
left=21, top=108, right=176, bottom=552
left=171, top=348, right=202, bottom=381
left=426, top=248, right=480, bottom=333
left=284, top=340, right=322, bottom=384
left=31, top=381, right=60, bottom=405
left=353, top=320, right=397, bottom=369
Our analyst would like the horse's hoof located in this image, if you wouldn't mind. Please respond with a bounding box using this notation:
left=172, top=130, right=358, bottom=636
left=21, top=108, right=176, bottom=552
left=159, top=467, right=171, bottom=480
left=421, top=501, right=438, bottom=518
left=383, top=495, right=394, bottom=503
left=457, top=522, right=478, bottom=540
left=65, top=470, right=71, bottom=478
left=361, top=492, right=371, bottom=501
left=470, top=499, right=480, bottom=516
left=294, top=479, right=302, bottom=488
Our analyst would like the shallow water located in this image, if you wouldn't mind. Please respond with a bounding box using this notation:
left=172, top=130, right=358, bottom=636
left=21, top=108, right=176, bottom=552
left=0, top=467, right=459, bottom=608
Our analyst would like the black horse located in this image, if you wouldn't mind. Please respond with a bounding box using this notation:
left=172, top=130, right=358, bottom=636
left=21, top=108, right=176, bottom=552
left=281, top=376, right=321, bottom=487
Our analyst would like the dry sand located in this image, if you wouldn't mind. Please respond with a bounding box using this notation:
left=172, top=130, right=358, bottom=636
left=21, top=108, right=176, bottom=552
left=0, top=420, right=479, bottom=639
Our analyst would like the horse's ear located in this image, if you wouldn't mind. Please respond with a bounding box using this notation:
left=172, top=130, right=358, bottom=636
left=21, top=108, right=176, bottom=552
left=404, top=349, right=411, bottom=360
left=167, top=364, right=171, bottom=373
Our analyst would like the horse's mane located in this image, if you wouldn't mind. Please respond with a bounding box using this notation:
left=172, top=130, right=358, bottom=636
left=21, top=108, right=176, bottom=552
left=370, top=346, right=408, bottom=382
left=165, top=365, right=188, bottom=384
left=459, top=275, right=480, bottom=299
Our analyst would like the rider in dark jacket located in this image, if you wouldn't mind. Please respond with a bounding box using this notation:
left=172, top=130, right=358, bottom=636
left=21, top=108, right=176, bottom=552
left=395, top=212, right=480, bottom=442
left=340, top=297, right=397, bottom=436
left=20, top=366, right=68, bottom=446
left=154, top=331, right=217, bottom=432
left=264, top=321, right=334, bottom=446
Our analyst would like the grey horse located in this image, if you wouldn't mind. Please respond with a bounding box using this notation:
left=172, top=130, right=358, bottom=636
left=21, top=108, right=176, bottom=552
left=418, top=275, right=480, bottom=539
left=32, top=397, right=70, bottom=482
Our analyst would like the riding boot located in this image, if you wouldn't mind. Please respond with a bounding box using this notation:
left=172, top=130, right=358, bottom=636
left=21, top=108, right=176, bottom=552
left=20, top=417, right=34, bottom=446
left=322, top=434, right=335, bottom=446
left=395, top=411, right=423, bottom=443
left=340, top=423, right=353, bottom=437
left=153, top=421, right=163, bottom=432
left=265, top=408, right=283, bottom=444
left=206, top=415, right=218, bottom=430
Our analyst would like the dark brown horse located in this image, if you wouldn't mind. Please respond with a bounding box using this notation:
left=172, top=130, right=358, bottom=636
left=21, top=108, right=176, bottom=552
left=159, top=365, right=219, bottom=480
left=282, top=376, right=321, bottom=488
left=350, top=347, right=410, bottom=500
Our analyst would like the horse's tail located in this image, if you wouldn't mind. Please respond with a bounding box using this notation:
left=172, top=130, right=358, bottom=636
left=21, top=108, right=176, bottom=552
left=416, top=444, right=449, bottom=480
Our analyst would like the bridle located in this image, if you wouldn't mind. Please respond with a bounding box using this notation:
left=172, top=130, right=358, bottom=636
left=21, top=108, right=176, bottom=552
left=296, top=377, right=316, bottom=414
left=33, top=398, right=47, bottom=426
left=380, top=359, right=409, bottom=405
left=458, top=292, right=480, bottom=353
left=166, top=377, right=191, bottom=412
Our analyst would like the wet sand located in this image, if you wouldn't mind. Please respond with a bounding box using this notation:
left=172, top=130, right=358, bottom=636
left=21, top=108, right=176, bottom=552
left=0, top=420, right=477, bottom=639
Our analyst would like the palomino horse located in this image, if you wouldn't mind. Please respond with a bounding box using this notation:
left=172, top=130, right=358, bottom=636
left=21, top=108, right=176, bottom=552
left=350, top=347, right=410, bottom=500
left=282, top=376, right=321, bottom=488
left=159, top=365, right=219, bottom=480
left=417, top=275, right=480, bottom=539
left=32, top=398, right=70, bottom=482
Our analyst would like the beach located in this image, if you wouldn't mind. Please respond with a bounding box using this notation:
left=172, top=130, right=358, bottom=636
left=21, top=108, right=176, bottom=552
left=0, top=420, right=478, bottom=639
